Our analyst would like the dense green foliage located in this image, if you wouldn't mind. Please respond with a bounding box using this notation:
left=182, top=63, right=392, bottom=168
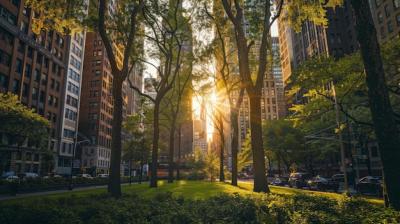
left=0, top=190, right=398, bottom=223
left=0, top=93, right=49, bottom=148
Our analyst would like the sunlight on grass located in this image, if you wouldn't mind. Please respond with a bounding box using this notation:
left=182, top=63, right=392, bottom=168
left=1, top=180, right=384, bottom=206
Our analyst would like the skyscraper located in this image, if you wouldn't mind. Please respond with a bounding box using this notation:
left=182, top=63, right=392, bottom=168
left=56, top=32, right=87, bottom=175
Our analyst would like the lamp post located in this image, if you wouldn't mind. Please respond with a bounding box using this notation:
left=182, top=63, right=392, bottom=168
left=69, top=139, right=90, bottom=190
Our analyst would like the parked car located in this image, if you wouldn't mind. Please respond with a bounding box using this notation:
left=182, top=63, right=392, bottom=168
left=97, top=174, right=109, bottom=178
left=77, top=174, right=93, bottom=179
left=288, top=172, right=312, bottom=188
left=331, top=174, right=345, bottom=183
left=19, top=172, right=39, bottom=179
left=1, top=171, right=16, bottom=179
left=356, top=176, right=383, bottom=197
left=5, top=175, right=19, bottom=182
left=270, top=177, right=289, bottom=186
left=307, top=175, right=339, bottom=192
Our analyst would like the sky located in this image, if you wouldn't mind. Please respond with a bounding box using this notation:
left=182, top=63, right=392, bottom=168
left=271, top=20, right=279, bottom=37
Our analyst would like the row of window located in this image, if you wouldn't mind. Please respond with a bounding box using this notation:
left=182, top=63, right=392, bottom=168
left=61, top=142, right=74, bottom=154
left=71, top=43, right=83, bottom=58
left=66, top=95, right=78, bottom=108
left=70, top=56, right=81, bottom=70
left=63, top=128, right=75, bottom=139
left=67, top=81, right=79, bottom=95
left=68, top=68, right=80, bottom=82
left=0, top=4, right=17, bottom=25
left=380, top=15, right=400, bottom=39
left=47, top=95, right=58, bottom=107
left=65, top=108, right=78, bottom=121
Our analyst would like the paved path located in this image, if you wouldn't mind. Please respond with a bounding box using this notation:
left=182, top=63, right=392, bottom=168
left=0, top=182, right=143, bottom=201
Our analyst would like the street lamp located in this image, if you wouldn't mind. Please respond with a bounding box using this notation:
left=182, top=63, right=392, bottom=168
left=69, top=139, right=90, bottom=190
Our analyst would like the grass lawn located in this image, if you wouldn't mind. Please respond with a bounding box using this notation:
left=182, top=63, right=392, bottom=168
left=1, top=180, right=384, bottom=205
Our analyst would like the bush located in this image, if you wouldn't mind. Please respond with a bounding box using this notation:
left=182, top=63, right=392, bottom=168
left=0, top=191, right=399, bottom=223
left=186, top=171, right=206, bottom=180
left=0, top=176, right=147, bottom=195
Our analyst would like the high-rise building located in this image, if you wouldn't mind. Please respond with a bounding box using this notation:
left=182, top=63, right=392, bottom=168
left=212, top=0, right=281, bottom=149
left=56, top=32, right=87, bottom=175
left=193, top=100, right=208, bottom=153
left=271, top=37, right=286, bottom=118
left=278, top=1, right=359, bottom=85
left=78, top=32, right=127, bottom=175
left=369, top=0, right=400, bottom=43
left=0, top=0, right=84, bottom=175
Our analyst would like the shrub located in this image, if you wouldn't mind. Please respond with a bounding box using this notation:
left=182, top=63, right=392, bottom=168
left=0, top=190, right=399, bottom=223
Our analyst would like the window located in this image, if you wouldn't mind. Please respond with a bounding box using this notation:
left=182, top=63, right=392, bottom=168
left=22, top=83, right=29, bottom=97
left=66, top=95, right=78, bottom=108
left=0, top=50, right=11, bottom=66
left=17, top=41, right=25, bottom=53
left=12, top=79, right=19, bottom=93
left=388, top=20, right=394, bottom=32
left=39, top=91, right=45, bottom=103
left=34, top=69, right=40, bottom=81
left=15, top=59, right=23, bottom=74
left=0, top=73, right=8, bottom=89
left=25, top=64, right=31, bottom=78
left=41, top=73, right=47, bottom=85
left=384, top=5, right=390, bottom=17
left=0, top=27, right=13, bottom=46
left=63, top=129, right=75, bottom=139
left=32, top=87, right=38, bottom=100
left=68, top=68, right=80, bottom=82
left=70, top=56, right=81, bottom=70
left=65, top=108, right=77, bottom=121
left=67, top=82, right=79, bottom=95
left=0, top=5, right=17, bottom=25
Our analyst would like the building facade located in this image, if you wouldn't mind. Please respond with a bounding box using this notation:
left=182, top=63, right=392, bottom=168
left=369, top=0, right=400, bottom=43
left=78, top=32, right=127, bottom=175
left=56, top=32, right=87, bottom=175
left=0, top=0, right=79, bottom=175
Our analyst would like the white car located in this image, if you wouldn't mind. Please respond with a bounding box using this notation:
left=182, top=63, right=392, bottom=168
left=97, top=174, right=109, bottom=178
left=5, top=176, right=19, bottom=182
left=77, top=174, right=93, bottom=179
left=23, top=172, right=39, bottom=179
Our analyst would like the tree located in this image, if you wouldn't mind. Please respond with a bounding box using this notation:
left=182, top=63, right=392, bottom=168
left=349, top=1, right=400, bottom=209
left=288, top=37, right=400, bottom=208
left=263, top=120, right=305, bottom=174
left=123, top=113, right=151, bottom=183
left=219, top=0, right=283, bottom=192
left=203, top=150, right=219, bottom=182
left=0, top=93, right=50, bottom=174
left=203, top=3, right=245, bottom=186
left=26, top=0, right=145, bottom=197
left=142, top=0, right=192, bottom=188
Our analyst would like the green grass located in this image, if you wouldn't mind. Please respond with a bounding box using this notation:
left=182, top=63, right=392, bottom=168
left=1, top=180, right=384, bottom=205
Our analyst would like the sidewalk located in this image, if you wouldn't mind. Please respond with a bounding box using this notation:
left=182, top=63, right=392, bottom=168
left=0, top=182, right=139, bottom=201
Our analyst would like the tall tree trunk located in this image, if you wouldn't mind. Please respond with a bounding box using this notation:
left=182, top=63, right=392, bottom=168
left=218, top=115, right=225, bottom=182
left=168, top=118, right=177, bottom=183
left=350, top=0, right=400, bottom=210
left=108, top=78, right=124, bottom=197
left=249, top=92, right=269, bottom=192
left=139, top=160, right=143, bottom=184
left=231, top=110, right=239, bottom=186
left=150, top=101, right=161, bottom=188
left=176, top=125, right=181, bottom=180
